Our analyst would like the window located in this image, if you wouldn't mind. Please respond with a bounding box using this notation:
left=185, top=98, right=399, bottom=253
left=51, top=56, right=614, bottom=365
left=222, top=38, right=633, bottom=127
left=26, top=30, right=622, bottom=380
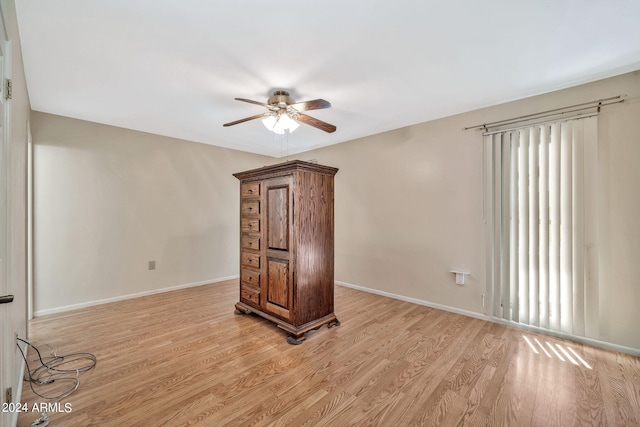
left=484, top=116, right=599, bottom=337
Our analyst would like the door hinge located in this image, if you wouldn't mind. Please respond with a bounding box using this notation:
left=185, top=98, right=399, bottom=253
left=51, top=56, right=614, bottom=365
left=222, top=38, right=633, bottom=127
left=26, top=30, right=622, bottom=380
left=5, top=78, right=12, bottom=100
left=5, top=387, right=12, bottom=404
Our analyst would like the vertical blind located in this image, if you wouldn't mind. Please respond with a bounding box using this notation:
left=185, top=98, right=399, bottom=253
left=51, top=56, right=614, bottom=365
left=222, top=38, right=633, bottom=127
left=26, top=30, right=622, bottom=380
left=485, top=116, right=598, bottom=337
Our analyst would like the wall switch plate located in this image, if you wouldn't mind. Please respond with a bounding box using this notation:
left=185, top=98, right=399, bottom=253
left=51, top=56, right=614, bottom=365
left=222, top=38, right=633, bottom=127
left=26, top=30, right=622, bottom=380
left=148, top=261, right=156, bottom=270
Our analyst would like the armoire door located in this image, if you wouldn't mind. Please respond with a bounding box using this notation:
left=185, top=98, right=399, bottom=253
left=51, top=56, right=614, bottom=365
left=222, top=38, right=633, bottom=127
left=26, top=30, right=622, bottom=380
left=263, top=176, right=294, bottom=320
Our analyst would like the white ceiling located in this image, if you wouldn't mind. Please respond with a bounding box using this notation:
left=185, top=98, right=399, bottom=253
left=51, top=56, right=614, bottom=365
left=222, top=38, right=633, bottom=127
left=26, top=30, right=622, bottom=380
left=15, top=1, right=640, bottom=157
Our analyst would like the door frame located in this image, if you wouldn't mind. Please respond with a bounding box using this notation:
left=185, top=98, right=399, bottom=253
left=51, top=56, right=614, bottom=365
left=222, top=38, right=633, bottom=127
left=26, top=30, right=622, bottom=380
left=0, top=9, right=10, bottom=427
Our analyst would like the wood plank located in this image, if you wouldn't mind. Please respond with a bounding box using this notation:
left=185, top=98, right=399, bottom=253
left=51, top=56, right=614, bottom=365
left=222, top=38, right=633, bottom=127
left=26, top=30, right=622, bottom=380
left=17, top=280, right=640, bottom=426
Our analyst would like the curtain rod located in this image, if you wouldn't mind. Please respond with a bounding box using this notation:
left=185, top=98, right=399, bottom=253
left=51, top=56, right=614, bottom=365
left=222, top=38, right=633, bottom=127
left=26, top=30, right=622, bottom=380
left=464, top=95, right=625, bottom=132
left=482, top=112, right=598, bottom=136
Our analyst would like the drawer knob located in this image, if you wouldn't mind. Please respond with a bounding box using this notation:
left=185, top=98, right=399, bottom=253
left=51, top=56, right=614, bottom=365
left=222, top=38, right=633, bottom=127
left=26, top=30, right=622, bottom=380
left=248, top=189, right=253, bottom=194
left=248, top=207, right=253, bottom=211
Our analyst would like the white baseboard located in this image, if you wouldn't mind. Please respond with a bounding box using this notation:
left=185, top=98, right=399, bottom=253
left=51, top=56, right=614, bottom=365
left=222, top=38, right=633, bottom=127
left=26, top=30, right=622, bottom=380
left=335, top=280, right=491, bottom=322
left=336, top=280, right=640, bottom=357
left=33, top=275, right=239, bottom=317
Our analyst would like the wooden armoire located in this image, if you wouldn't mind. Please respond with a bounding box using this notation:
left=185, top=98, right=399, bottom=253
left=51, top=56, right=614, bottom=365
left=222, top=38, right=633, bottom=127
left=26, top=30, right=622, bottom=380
left=233, top=160, right=340, bottom=344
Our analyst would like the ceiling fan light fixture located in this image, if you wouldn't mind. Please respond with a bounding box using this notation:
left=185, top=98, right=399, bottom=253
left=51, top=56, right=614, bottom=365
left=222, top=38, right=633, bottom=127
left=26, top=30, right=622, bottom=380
left=262, top=113, right=300, bottom=134
left=224, top=91, right=335, bottom=133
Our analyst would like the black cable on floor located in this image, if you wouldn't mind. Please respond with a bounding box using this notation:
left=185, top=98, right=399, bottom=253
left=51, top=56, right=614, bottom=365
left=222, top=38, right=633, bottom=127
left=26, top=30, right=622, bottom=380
left=16, top=337, right=97, bottom=400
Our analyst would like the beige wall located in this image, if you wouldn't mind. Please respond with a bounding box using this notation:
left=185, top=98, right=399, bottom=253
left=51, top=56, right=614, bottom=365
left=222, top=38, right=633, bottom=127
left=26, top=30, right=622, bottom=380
left=32, top=71, right=639, bottom=351
left=31, top=113, right=271, bottom=313
left=303, top=71, right=640, bottom=350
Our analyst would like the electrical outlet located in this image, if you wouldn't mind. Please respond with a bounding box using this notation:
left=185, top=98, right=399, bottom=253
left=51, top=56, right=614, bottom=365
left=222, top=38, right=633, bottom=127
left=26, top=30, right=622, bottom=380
left=148, top=260, right=156, bottom=270
left=5, top=387, right=12, bottom=404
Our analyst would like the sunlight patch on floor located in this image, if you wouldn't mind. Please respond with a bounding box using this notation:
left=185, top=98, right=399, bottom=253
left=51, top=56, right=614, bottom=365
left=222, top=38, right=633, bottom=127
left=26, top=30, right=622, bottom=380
left=523, top=335, right=592, bottom=369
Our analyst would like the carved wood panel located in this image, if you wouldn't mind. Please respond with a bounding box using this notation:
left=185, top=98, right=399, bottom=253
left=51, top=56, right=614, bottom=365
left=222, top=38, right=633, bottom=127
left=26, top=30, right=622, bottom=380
left=267, top=186, right=289, bottom=251
left=267, top=258, right=289, bottom=310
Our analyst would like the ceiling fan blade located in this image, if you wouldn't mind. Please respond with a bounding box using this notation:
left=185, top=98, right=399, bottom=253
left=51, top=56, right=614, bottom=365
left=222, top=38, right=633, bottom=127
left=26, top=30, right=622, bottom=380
left=296, top=112, right=337, bottom=133
left=235, top=98, right=271, bottom=108
left=291, top=99, right=331, bottom=111
left=223, top=113, right=267, bottom=127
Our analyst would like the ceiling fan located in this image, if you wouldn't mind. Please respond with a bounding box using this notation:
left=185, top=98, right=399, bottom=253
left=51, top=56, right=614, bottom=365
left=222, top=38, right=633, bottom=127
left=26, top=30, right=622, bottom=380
left=223, top=90, right=336, bottom=134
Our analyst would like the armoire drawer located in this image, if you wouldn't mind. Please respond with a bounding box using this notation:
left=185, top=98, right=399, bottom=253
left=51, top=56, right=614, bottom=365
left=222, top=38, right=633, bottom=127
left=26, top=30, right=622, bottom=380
left=241, top=268, right=260, bottom=286
left=241, top=183, right=260, bottom=198
left=241, top=286, right=260, bottom=305
left=241, top=252, right=260, bottom=268
left=241, top=235, right=260, bottom=250
left=241, top=200, right=260, bottom=215
left=241, top=218, right=260, bottom=233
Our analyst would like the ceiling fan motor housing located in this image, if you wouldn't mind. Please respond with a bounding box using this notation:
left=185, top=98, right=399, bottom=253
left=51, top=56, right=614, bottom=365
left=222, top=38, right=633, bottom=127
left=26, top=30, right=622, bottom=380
left=268, top=90, right=295, bottom=107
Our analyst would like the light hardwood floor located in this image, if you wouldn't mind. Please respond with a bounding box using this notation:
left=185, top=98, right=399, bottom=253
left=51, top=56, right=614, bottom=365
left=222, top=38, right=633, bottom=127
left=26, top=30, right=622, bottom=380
left=17, top=280, right=640, bottom=426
